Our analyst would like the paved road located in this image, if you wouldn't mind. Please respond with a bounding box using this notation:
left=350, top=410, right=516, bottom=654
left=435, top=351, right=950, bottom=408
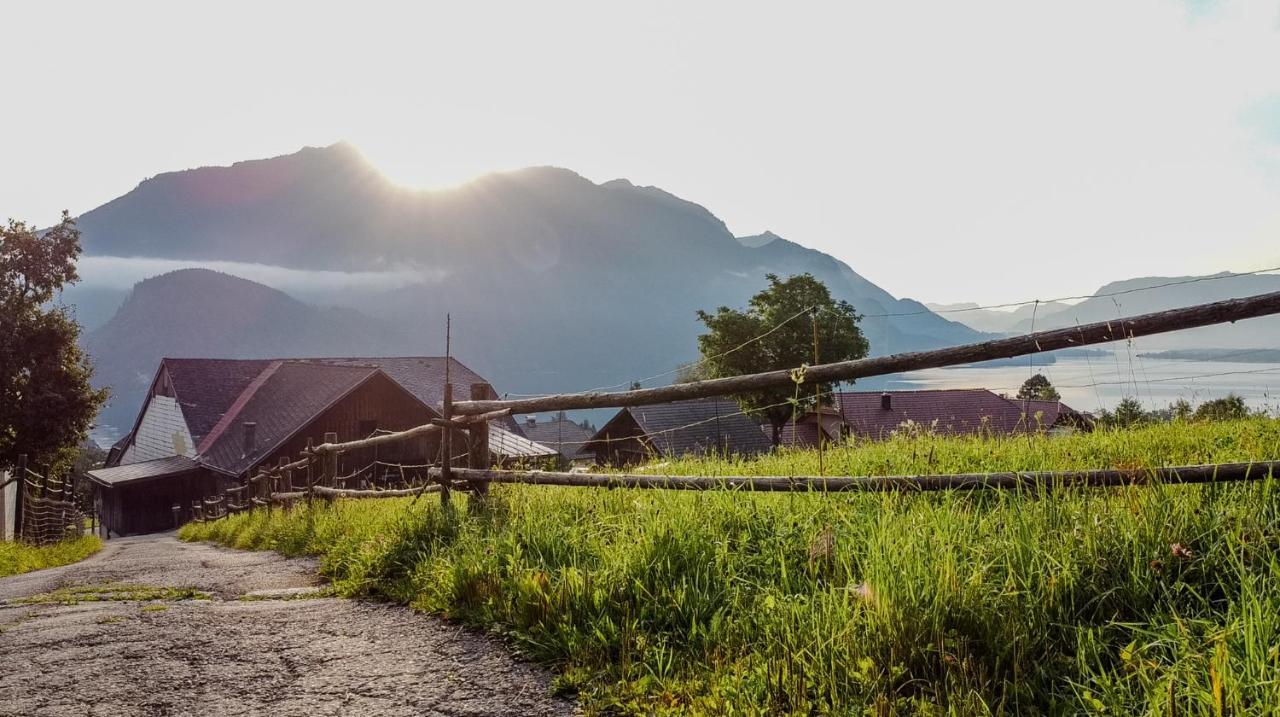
left=0, top=535, right=574, bottom=716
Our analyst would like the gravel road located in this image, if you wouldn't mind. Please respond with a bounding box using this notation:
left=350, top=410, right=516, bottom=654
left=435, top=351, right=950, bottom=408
left=0, top=534, right=575, bottom=716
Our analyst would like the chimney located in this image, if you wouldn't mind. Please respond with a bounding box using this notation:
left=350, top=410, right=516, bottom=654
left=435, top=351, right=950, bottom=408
left=526, top=415, right=537, bottom=427
left=242, top=421, right=257, bottom=456
left=880, top=393, right=892, bottom=410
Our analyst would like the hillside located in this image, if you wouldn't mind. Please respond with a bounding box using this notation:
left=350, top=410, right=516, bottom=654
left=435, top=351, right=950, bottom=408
left=72, top=144, right=983, bottom=421
left=1004, top=273, right=1280, bottom=348
left=85, top=269, right=412, bottom=431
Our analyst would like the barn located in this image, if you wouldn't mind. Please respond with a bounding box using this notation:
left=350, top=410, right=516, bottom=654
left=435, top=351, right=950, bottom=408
left=88, top=356, right=536, bottom=536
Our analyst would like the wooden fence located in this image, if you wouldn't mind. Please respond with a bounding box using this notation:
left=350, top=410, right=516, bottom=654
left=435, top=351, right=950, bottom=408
left=4, top=455, right=90, bottom=546
left=189, top=289, right=1280, bottom=512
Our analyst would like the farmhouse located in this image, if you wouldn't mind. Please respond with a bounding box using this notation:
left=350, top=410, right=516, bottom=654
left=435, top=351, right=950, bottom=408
left=584, top=398, right=772, bottom=466
left=782, top=388, right=1091, bottom=446
left=89, top=356, right=548, bottom=536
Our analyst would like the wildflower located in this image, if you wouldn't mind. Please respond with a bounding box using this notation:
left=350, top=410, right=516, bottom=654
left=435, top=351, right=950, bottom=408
left=1170, top=543, right=1194, bottom=559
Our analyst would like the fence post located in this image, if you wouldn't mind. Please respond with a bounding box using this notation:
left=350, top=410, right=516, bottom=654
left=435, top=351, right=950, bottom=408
left=305, top=437, right=315, bottom=506
left=440, top=383, right=453, bottom=506
left=468, top=383, right=492, bottom=500
left=14, top=454, right=26, bottom=539
left=324, top=432, right=339, bottom=497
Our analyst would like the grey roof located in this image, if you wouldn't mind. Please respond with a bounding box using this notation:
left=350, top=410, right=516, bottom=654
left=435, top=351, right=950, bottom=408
left=490, top=426, right=559, bottom=461
left=518, top=418, right=595, bottom=460
left=612, top=398, right=773, bottom=459
left=88, top=455, right=202, bottom=487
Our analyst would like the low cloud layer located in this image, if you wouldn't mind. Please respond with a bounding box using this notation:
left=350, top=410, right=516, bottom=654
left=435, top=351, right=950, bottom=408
left=78, top=255, right=445, bottom=292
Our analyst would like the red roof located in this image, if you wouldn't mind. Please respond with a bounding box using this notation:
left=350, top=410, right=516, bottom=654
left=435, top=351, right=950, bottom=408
left=782, top=389, right=1087, bottom=444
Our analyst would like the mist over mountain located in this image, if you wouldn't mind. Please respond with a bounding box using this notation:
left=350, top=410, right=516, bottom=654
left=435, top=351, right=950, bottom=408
left=72, top=143, right=986, bottom=432
left=85, top=269, right=412, bottom=430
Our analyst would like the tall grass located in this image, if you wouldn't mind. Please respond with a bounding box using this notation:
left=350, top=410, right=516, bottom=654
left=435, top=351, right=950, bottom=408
left=0, top=535, right=102, bottom=577
left=182, top=418, right=1280, bottom=715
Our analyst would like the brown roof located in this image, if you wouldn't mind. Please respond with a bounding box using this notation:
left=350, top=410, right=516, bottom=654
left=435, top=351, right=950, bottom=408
left=198, top=363, right=385, bottom=476
left=301, top=357, right=488, bottom=411
left=164, top=358, right=276, bottom=446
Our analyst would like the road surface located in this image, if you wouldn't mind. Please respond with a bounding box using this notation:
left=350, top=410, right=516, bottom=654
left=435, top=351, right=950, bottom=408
left=0, top=534, right=574, bottom=716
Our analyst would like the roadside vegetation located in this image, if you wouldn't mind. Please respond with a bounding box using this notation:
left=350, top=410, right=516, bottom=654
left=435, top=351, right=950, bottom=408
left=0, top=535, right=102, bottom=577
left=182, top=417, right=1280, bottom=715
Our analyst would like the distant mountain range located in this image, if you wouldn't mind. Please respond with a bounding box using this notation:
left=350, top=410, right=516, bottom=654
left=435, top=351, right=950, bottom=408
left=67, top=143, right=983, bottom=432
left=935, top=273, right=1280, bottom=349
left=923, top=300, right=1074, bottom=334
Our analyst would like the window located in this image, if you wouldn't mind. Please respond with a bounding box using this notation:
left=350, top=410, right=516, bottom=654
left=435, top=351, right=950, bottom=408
left=358, top=419, right=378, bottom=437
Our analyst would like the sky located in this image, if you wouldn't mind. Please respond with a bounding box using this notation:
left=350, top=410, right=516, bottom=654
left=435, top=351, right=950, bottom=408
left=4, top=0, right=1279, bottom=306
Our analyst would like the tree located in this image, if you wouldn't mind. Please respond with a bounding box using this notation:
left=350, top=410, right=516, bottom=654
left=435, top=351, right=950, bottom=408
left=1193, top=394, right=1249, bottom=422
left=1106, top=397, right=1147, bottom=428
left=0, top=213, right=108, bottom=474
left=1016, top=374, right=1061, bottom=402
left=1169, top=399, right=1193, bottom=421
left=696, top=273, right=869, bottom=445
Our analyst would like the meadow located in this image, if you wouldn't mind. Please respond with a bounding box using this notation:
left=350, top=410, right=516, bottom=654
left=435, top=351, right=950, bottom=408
left=0, top=535, right=102, bottom=578
left=181, top=418, right=1280, bottom=715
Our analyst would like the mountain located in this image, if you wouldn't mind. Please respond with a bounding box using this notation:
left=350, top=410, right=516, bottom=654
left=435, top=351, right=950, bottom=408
left=924, top=300, right=1074, bottom=334
left=73, top=144, right=985, bottom=429
left=1003, top=273, right=1280, bottom=349
left=85, top=269, right=413, bottom=432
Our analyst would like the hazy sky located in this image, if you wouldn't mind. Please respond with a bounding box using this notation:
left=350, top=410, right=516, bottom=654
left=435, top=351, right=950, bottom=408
left=4, top=0, right=1279, bottom=305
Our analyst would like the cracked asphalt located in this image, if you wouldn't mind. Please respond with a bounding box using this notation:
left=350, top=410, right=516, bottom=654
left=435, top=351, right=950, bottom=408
left=0, top=535, right=575, bottom=716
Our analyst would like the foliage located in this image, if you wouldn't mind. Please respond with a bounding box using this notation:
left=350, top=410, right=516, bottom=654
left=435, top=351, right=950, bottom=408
left=695, top=274, right=868, bottom=445
left=184, top=417, right=1280, bottom=715
left=1170, top=398, right=1194, bottom=421
left=1097, top=396, right=1148, bottom=428
left=0, top=213, right=108, bottom=473
left=1194, top=394, right=1250, bottom=422
left=1016, top=373, right=1060, bottom=401
left=0, top=535, right=102, bottom=577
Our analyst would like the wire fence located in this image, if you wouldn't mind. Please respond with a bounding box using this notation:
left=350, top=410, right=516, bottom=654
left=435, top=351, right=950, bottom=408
left=156, top=287, right=1280, bottom=518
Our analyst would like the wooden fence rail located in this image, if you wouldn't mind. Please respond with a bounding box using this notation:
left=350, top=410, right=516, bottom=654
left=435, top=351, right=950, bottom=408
left=429, top=461, right=1278, bottom=493
left=175, top=290, right=1280, bottom=516
left=452, top=290, right=1280, bottom=416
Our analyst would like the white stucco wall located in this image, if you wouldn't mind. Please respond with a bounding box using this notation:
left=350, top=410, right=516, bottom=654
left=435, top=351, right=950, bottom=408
left=128, top=395, right=197, bottom=464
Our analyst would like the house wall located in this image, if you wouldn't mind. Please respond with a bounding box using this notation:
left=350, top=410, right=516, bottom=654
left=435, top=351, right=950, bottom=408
left=99, top=469, right=225, bottom=537
left=252, top=373, right=442, bottom=479
left=127, top=394, right=197, bottom=464
left=589, top=413, right=653, bottom=467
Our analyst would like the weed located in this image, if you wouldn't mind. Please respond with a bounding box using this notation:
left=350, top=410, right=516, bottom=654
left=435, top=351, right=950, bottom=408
left=0, top=536, right=102, bottom=577
left=181, top=417, right=1280, bottom=715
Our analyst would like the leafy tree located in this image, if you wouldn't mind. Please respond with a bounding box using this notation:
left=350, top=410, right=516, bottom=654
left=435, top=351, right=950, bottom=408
left=696, top=273, right=869, bottom=445
left=1105, top=397, right=1147, bottom=428
left=1016, top=374, right=1061, bottom=402
left=0, top=213, right=108, bottom=474
left=1169, top=399, right=1193, bottom=421
left=1193, top=394, right=1249, bottom=422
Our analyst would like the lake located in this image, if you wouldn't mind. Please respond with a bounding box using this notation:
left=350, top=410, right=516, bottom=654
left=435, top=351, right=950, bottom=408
left=886, top=349, right=1280, bottom=415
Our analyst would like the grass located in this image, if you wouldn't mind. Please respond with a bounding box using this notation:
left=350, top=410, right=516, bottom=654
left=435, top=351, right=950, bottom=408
left=15, top=583, right=211, bottom=605
left=181, top=417, right=1280, bottom=715
left=0, top=535, right=102, bottom=577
